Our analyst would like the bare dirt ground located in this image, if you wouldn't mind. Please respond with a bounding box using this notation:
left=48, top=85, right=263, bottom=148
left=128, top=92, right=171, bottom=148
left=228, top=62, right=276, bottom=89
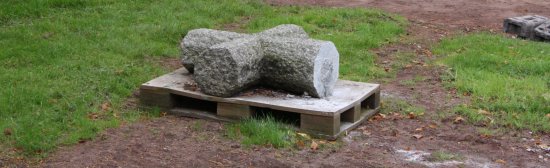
left=37, top=0, right=550, bottom=167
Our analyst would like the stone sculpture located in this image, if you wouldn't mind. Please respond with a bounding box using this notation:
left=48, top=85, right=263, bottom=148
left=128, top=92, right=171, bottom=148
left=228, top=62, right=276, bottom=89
left=504, top=15, right=550, bottom=41
left=180, top=24, right=339, bottom=98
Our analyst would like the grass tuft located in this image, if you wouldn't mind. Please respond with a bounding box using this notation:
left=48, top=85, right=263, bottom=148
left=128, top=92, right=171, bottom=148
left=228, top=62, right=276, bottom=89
left=226, top=117, right=294, bottom=148
left=426, top=150, right=463, bottom=162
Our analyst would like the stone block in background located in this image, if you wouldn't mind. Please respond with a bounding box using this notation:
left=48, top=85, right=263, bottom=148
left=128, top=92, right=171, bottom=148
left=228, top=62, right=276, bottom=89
left=503, top=15, right=548, bottom=39
left=534, top=21, right=550, bottom=41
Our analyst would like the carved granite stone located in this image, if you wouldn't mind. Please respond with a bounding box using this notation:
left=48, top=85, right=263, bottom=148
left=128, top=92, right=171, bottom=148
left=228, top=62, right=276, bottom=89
left=180, top=24, right=339, bottom=98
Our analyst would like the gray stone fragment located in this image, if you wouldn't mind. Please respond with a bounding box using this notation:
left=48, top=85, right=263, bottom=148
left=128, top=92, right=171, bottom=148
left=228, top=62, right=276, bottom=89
left=261, top=38, right=339, bottom=98
left=504, top=15, right=548, bottom=39
left=194, top=37, right=263, bottom=97
left=180, top=29, right=250, bottom=73
left=534, top=21, right=550, bottom=41
left=181, top=24, right=309, bottom=73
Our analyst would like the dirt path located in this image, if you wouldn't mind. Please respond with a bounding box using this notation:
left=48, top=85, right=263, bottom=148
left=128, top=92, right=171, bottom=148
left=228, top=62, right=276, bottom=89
left=42, top=1, right=550, bottom=167
left=267, top=0, right=550, bottom=31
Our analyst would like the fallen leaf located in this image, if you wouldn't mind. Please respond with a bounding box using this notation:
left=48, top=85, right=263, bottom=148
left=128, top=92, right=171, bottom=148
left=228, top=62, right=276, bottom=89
left=408, top=112, right=416, bottom=119
left=415, top=128, right=424, bottom=132
left=391, top=129, right=399, bottom=137
left=495, top=159, right=506, bottom=164
left=384, top=67, right=391, bottom=72
left=4, top=128, right=12, bottom=136
left=296, top=140, right=305, bottom=149
left=404, top=64, right=413, bottom=68
left=160, top=112, right=167, bottom=117
left=362, top=130, right=371, bottom=136
left=546, top=113, right=550, bottom=119
left=101, top=102, right=111, bottom=112
left=428, top=124, right=438, bottom=129
left=310, top=141, right=318, bottom=151
left=478, top=109, right=491, bottom=115
left=453, top=116, right=464, bottom=124
left=297, top=133, right=311, bottom=140
left=88, top=113, right=99, bottom=120
left=412, top=134, right=423, bottom=139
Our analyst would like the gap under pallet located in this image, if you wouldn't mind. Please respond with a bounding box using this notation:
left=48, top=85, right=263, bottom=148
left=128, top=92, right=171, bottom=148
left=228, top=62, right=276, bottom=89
left=140, top=68, right=381, bottom=139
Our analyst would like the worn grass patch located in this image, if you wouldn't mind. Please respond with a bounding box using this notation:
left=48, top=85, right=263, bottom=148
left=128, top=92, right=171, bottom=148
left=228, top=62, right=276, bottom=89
left=434, top=33, right=550, bottom=132
left=426, top=151, right=463, bottom=162
left=381, top=97, right=426, bottom=116
left=0, top=0, right=406, bottom=156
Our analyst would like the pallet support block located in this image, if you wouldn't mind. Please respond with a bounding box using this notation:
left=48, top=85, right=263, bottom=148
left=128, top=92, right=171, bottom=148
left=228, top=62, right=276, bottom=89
left=217, top=102, right=253, bottom=120
left=301, top=114, right=340, bottom=137
left=140, top=89, right=174, bottom=110
left=341, top=104, right=361, bottom=123
left=364, top=89, right=380, bottom=110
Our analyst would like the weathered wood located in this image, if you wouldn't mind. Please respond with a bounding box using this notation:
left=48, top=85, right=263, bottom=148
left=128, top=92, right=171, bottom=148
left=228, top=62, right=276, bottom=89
left=139, top=89, right=174, bottom=110
left=170, top=108, right=234, bottom=122
left=141, top=68, right=379, bottom=116
left=364, top=88, right=381, bottom=110
left=341, top=104, right=361, bottom=123
left=217, top=103, right=253, bottom=120
left=140, top=68, right=382, bottom=139
left=301, top=114, right=340, bottom=136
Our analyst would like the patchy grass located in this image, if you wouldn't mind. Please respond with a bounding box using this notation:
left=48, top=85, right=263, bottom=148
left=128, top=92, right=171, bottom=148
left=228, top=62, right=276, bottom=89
left=0, top=0, right=406, bottom=156
left=426, top=151, right=463, bottom=162
left=226, top=117, right=294, bottom=148
left=435, top=33, right=550, bottom=132
left=381, top=97, right=426, bottom=116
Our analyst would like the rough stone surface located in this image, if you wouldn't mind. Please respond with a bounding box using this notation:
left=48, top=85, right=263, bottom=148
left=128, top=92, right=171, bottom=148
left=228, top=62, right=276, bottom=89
left=534, top=21, right=550, bottom=41
left=181, top=24, right=308, bottom=73
left=194, top=37, right=263, bottom=97
left=261, top=38, right=339, bottom=97
left=180, top=29, right=250, bottom=73
left=503, top=15, right=548, bottom=39
left=180, top=25, right=339, bottom=98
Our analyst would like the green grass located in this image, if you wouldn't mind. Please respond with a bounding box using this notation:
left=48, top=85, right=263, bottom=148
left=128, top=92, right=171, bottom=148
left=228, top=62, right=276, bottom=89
left=0, top=0, right=406, bottom=156
left=381, top=97, right=426, bottom=116
left=226, top=117, right=294, bottom=148
left=434, top=33, right=550, bottom=132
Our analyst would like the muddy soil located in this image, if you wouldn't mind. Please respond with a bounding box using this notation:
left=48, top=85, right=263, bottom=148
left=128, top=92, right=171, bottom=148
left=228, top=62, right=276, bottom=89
left=38, top=0, right=550, bottom=167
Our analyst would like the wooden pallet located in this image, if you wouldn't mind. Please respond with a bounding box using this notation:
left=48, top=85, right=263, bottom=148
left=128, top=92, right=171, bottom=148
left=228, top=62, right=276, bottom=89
left=140, top=68, right=380, bottom=139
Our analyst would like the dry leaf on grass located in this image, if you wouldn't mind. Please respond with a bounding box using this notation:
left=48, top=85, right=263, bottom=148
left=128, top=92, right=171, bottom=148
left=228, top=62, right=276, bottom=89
left=478, top=109, right=491, bottom=115
left=310, top=141, right=318, bottom=151
left=408, top=112, right=416, bottom=119
left=101, top=102, right=111, bottom=112
left=453, top=116, right=464, bottom=124
left=297, top=133, right=311, bottom=140
left=296, top=140, right=305, bottom=149
left=3, top=128, right=12, bottom=136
